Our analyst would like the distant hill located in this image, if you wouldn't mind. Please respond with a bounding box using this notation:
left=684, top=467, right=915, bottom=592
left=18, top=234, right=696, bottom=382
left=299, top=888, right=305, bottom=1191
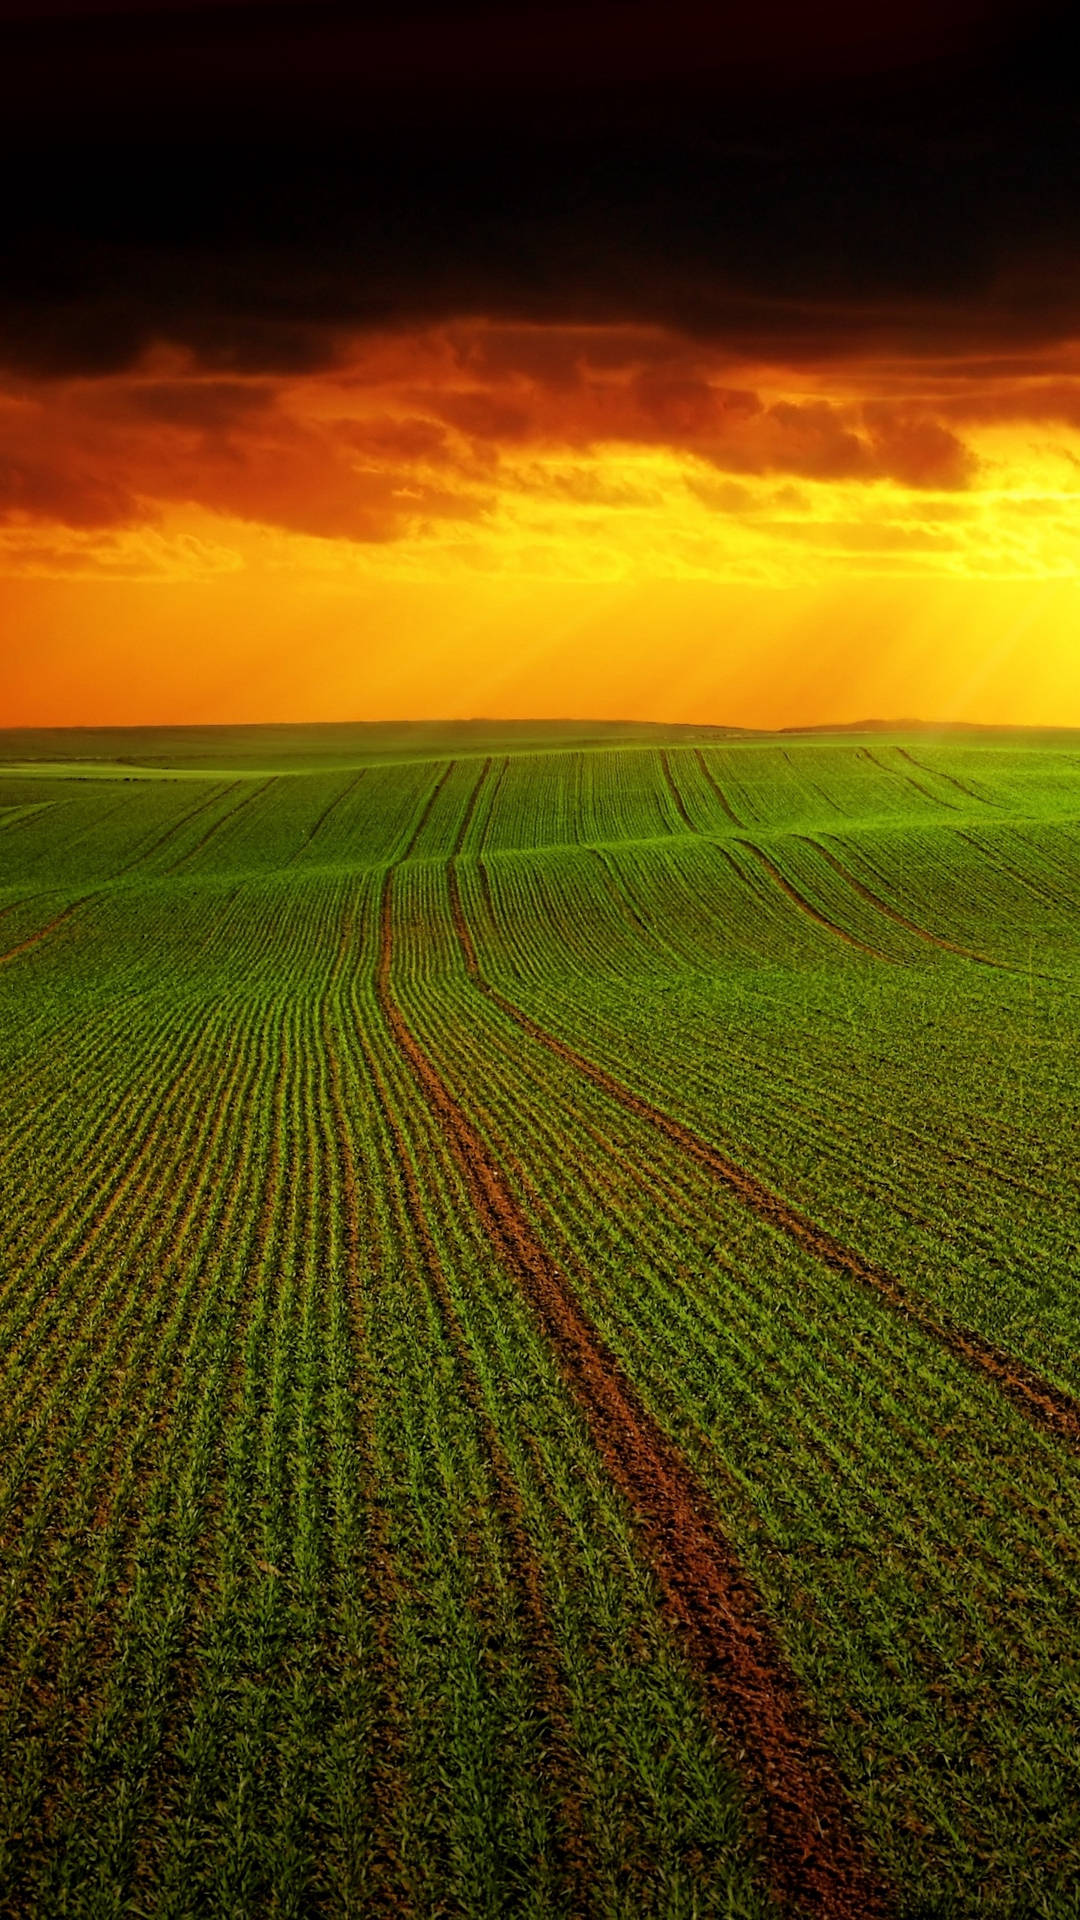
left=778, top=718, right=1080, bottom=737
left=3, top=716, right=1077, bottom=774
left=0, top=717, right=749, bottom=773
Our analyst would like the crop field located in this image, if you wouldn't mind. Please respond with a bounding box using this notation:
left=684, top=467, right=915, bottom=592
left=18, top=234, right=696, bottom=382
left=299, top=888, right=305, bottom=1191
left=4, top=721, right=1080, bottom=1918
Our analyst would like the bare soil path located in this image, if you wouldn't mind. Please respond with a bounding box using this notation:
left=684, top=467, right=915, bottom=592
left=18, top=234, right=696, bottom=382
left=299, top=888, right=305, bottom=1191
left=448, top=864, right=1080, bottom=1454
left=378, top=865, right=892, bottom=1920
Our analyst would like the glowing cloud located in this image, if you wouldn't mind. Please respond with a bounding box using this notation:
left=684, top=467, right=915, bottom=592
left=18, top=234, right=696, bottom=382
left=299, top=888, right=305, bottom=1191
left=3, top=320, right=1080, bottom=727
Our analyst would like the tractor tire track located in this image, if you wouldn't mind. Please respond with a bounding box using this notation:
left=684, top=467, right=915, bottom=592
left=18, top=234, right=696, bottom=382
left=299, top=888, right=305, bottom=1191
left=0, top=801, right=58, bottom=837
left=862, top=746, right=959, bottom=811
left=382, top=867, right=891, bottom=1920
left=0, top=895, right=94, bottom=968
left=288, top=769, right=367, bottom=864
left=895, top=746, right=995, bottom=807
left=352, top=983, right=592, bottom=1915
left=109, top=781, right=239, bottom=878
left=448, top=864, right=1080, bottom=1455
left=781, top=750, right=847, bottom=820
left=451, top=758, right=491, bottom=861
left=694, top=748, right=744, bottom=826
left=397, top=760, right=456, bottom=862
left=801, top=838, right=1013, bottom=969
left=659, top=751, right=697, bottom=833
left=0, top=886, right=64, bottom=926
left=955, top=828, right=1080, bottom=918
left=588, top=849, right=679, bottom=964
left=478, top=756, right=509, bottom=854
left=735, top=840, right=897, bottom=963
left=166, top=778, right=274, bottom=873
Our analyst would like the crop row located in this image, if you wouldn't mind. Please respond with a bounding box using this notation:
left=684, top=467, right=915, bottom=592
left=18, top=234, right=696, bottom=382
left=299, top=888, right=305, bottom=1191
left=0, top=869, right=779, bottom=1917
left=385, top=852, right=1080, bottom=1909
left=6, top=742, right=1080, bottom=1915
left=11, top=737, right=1080, bottom=904
left=462, top=835, right=1080, bottom=1392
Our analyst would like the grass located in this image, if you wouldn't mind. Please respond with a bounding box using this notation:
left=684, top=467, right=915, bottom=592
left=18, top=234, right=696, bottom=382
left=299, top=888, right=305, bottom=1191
left=3, top=724, right=1080, bottom=1915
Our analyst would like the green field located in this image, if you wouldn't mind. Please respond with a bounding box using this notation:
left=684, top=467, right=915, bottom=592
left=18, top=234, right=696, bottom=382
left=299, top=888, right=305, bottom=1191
left=3, top=721, right=1080, bottom=1918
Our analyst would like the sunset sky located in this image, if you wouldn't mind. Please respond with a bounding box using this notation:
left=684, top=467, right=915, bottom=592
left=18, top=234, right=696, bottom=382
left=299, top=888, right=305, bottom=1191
left=2, top=0, right=1078, bottom=729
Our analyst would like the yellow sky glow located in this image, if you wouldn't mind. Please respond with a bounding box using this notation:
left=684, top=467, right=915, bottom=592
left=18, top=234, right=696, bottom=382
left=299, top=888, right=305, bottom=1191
left=3, top=323, right=1080, bottom=727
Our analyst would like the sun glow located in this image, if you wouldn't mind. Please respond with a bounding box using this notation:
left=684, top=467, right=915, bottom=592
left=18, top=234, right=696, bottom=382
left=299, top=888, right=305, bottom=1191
left=3, top=322, right=1080, bottom=728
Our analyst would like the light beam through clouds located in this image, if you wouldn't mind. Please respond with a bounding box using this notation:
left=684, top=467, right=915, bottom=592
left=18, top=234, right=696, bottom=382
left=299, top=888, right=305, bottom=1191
left=3, top=321, right=1080, bottom=727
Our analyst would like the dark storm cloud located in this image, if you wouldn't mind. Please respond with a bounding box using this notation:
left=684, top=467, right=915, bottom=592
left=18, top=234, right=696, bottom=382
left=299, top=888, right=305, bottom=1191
left=0, top=0, right=1075, bottom=379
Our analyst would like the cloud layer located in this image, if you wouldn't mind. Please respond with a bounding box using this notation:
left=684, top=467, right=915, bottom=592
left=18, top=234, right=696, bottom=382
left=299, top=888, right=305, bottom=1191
left=2, top=2, right=1079, bottom=731
left=0, top=1, right=1074, bottom=382
left=1, top=321, right=1079, bottom=592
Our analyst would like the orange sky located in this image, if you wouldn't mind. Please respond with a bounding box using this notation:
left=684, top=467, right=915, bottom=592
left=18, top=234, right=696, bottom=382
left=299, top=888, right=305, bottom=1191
left=4, top=319, right=1080, bottom=728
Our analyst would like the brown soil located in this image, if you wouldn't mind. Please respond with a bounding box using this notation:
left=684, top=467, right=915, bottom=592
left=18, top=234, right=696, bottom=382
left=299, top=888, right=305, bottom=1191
left=398, top=760, right=456, bottom=861
left=895, top=746, right=990, bottom=807
left=862, top=745, right=958, bottom=812
left=0, top=894, right=93, bottom=967
left=659, top=751, right=697, bottom=833
left=694, top=748, right=744, bottom=827
left=288, top=767, right=367, bottom=862
left=802, top=836, right=1013, bottom=970
left=356, top=933, right=592, bottom=1913
left=382, top=865, right=892, bottom=1920
left=447, top=864, right=1080, bottom=1453
left=479, top=756, right=510, bottom=854
left=451, top=757, right=491, bottom=860
left=112, top=780, right=241, bottom=877
left=166, top=777, right=275, bottom=872
left=736, top=840, right=897, bottom=963
left=322, top=912, right=415, bottom=1917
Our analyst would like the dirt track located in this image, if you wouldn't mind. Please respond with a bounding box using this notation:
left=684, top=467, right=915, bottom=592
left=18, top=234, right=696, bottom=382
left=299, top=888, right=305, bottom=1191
left=803, top=837, right=1009, bottom=968
left=450, top=757, right=491, bottom=860
left=166, top=777, right=274, bottom=872
left=694, top=747, right=744, bottom=827
left=659, top=751, right=697, bottom=832
left=398, top=760, right=456, bottom=862
left=351, top=912, right=590, bottom=1912
left=379, top=865, right=892, bottom=1920
left=356, top=967, right=592, bottom=1913
left=0, top=895, right=92, bottom=967
left=447, top=862, right=1080, bottom=1453
left=736, top=839, right=897, bottom=962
